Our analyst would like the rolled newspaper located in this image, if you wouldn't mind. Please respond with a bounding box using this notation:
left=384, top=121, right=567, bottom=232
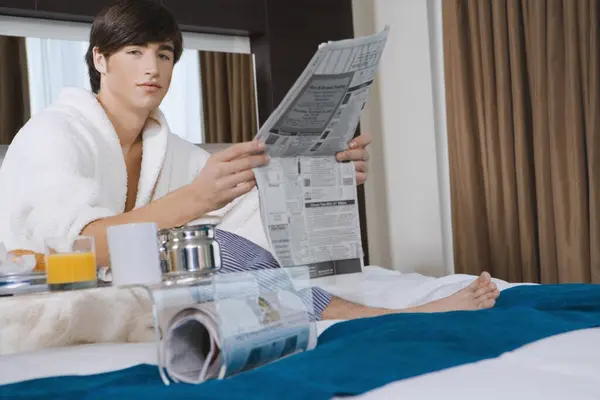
left=152, top=268, right=316, bottom=384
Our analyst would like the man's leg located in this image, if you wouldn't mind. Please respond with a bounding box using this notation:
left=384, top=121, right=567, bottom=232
left=215, top=230, right=500, bottom=321
left=322, top=272, right=499, bottom=320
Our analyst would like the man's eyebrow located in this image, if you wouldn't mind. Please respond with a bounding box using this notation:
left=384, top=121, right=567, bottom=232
left=159, top=44, right=175, bottom=52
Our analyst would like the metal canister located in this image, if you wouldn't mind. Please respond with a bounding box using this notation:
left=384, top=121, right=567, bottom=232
left=158, top=228, right=171, bottom=274
left=160, top=219, right=221, bottom=280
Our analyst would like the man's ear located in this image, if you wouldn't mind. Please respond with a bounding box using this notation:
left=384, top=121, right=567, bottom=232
left=92, top=47, right=107, bottom=75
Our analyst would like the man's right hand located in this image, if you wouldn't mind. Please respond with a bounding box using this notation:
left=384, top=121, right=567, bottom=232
left=82, top=141, right=268, bottom=266
left=189, top=140, right=269, bottom=212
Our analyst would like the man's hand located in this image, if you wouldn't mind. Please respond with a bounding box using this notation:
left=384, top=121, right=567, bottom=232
left=82, top=141, right=268, bottom=267
left=335, top=133, right=371, bottom=185
left=189, top=140, right=269, bottom=212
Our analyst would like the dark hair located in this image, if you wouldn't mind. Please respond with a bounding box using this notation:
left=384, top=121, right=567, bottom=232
left=85, top=0, right=183, bottom=93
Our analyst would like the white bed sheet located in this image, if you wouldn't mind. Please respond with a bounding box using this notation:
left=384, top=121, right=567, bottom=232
left=346, top=326, right=600, bottom=400
left=0, top=266, right=528, bottom=389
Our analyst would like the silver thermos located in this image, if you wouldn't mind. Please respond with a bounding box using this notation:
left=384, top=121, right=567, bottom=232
left=158, top=218, right=221, bottom=281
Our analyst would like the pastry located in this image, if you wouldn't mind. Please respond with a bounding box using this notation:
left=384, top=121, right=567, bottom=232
left=8, top=249, right=46, bottom=272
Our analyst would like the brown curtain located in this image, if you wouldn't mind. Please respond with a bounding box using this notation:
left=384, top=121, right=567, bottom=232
left=443, top=0, right=600, bottom=284
left=0, top=36, right=30, bottom=144
left=199, top=51, right=257, bottom=143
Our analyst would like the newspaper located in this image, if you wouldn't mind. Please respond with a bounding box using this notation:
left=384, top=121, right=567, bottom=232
left=254, top=27, right=389, bottom=273
left=152, top=268, right=317, bottom=384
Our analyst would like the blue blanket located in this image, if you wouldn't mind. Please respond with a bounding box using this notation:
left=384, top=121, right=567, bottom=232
left=2, top=284, right=600, bottom=399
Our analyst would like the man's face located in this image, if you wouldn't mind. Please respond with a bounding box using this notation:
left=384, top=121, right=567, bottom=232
left=95, top=41, right=175, bottom=111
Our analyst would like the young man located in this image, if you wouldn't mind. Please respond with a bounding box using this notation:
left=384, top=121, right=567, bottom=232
left=0, top=0, right=499, bottom=320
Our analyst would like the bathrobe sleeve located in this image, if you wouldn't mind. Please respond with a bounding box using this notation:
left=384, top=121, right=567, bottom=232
left=0, top=112, right=117, bottom=253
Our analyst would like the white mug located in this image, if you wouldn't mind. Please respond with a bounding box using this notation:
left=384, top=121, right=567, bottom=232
left=106, top=222, right=162, bottom=286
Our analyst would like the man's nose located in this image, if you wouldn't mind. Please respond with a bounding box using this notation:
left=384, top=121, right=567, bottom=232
left=144, top=53, right=159, bottom=77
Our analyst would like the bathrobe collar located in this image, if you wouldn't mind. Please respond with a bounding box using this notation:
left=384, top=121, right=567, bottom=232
left=52, top=88, right=169, bottom=212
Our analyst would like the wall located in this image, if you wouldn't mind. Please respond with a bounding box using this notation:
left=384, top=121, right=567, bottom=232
left=352, top=0, right=454, bottom=277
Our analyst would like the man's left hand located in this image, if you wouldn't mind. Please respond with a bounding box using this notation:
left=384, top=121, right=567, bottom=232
left=335, top=133, right=371, bottom=185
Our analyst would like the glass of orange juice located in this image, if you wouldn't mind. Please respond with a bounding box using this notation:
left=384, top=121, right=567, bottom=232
left=45, top=236, right=97, bottom=291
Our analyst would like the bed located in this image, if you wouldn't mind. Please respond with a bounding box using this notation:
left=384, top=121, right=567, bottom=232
left=349, top=326, right=600, bottom=400
left=1, top=266, right=599, bottom=399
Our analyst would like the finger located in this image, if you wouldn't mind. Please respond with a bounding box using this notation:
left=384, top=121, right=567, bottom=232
left=221, top=154, right=269, bottom=175
left=220, top=179, right=256, bottom=202
left=218, top=169, right=255, bottom=190
left=219, top=154, right=269, bottom=176
left=354, top=161, right=368, bottom=173
left=336, top=148, right=370, bottom=162
left=356, top=172, right=367, bottom=185
left=348, top=133, right=372, bottom=149
left=230, top=145, right=267, bottom=161
left=214, top=141, right=266, bottom=162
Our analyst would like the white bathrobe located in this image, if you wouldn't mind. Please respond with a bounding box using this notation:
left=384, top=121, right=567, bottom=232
left=0, top=87, right=268, bottom=254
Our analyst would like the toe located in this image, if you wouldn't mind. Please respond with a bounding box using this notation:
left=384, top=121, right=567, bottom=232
left=480, top=298, right=496, bottom=309
left=479, top=271, right=491, bottom=284
left=465, top=272, right=493, bottom=294
left=465, top=278, right=480, bottom=292
left=474, top=286, right=490, bottom=299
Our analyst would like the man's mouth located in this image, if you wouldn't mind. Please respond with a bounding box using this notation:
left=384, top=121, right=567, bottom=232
left=138, top=82, right=162, bottom=89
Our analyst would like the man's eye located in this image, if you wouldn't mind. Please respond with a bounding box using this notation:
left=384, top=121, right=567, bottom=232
left=159, top=54, right=171, bottom=61
left=127, top=50, right=141, bottom=55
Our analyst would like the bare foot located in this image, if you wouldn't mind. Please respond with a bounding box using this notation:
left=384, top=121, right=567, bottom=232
left=413, top=272, right=500, bottom=313
left=320, top=272, right=501, bottom=320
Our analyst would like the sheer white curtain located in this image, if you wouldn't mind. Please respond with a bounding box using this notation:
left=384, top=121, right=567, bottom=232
left=25, top=38, right=203, bottom=143
left=25, top=38, right=90, bottom=117
left=159, top=49, right=203, bottom=143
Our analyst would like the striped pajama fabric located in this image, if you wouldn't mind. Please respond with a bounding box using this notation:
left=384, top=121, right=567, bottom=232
left=214, top=229, right=332, bottom=321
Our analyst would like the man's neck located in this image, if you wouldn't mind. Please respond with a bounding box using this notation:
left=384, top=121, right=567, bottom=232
left=96, top=91, right=149, bottom=152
